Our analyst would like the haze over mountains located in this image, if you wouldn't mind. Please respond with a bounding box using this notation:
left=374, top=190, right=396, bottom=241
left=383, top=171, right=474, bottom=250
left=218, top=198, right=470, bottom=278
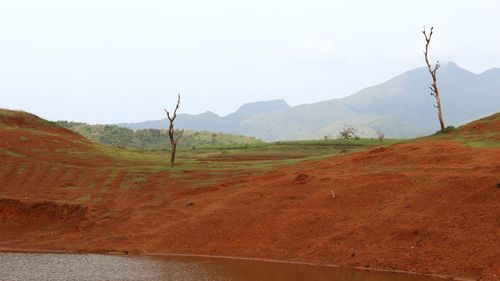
left=120, top=63, right=500, bottom=141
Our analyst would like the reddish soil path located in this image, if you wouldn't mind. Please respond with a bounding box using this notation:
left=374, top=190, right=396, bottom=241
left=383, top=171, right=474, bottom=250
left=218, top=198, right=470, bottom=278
left=0, top=111, right=499, bottom=280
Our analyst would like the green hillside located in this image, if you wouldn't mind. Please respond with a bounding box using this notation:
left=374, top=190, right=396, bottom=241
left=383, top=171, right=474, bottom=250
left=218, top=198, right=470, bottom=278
left=55, top=121, right=263, bottom=150
left=120, top=63, right=500, bottom=141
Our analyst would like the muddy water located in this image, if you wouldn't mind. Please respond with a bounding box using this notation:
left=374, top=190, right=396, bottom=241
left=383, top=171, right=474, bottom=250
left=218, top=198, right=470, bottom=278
left=0, top=253, right=441, bottom=281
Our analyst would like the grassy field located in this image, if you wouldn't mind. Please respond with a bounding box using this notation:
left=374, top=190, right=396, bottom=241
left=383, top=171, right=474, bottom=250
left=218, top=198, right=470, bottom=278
left=75, top=137, right=400, bottom=191
left=95, top=138, right=400, bottom=173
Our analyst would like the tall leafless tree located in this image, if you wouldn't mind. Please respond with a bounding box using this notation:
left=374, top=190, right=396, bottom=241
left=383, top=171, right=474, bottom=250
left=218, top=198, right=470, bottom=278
left=423, top=26, right=446, bottom=132
left=164, top=93, right=184, bottom=167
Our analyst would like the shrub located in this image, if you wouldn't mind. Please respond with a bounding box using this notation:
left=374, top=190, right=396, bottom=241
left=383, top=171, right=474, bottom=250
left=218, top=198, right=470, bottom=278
left=445, top=125, right=457, bottom=132
left=434, top=125, right=457, bottom=135
left=338, top=125, right=357, bottom=140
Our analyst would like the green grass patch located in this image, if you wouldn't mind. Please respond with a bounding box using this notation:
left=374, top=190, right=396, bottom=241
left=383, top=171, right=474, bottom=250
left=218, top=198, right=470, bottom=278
left=231, top=183, right=247, bottom=189
left=459, top=139, right=500, bottom=148
left=444, top=132, right=500, bottom=148
left=120, top=175, right=147, bottom=190
left=273, top=138, right=399, bottom=147
left=132, top=176, right=147, bottom=184
left=0, top=148, right=25, bottom=158
left=101, top=170, right=118, bottom=193
left=89, top=137, right=401, bottom=178
left=76, top=193, right=91, bottom=203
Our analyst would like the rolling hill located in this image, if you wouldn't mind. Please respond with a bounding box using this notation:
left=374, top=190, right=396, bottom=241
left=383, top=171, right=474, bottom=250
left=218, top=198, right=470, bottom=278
left=55, top=121, right=263, bottom=150
left=1, top=108, right=499, bottom=280
left=120, top=62, right=500, bottom=141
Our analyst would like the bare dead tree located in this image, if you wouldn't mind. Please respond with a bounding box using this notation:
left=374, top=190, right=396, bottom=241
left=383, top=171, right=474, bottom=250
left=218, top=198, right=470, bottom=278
left=164, top=93, right=184, bottom=167
left=423, top=26, right=446, bottom=132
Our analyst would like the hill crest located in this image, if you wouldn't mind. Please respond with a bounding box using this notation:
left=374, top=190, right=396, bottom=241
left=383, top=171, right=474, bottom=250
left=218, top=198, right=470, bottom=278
left=119, top=63, right=500, bottom=141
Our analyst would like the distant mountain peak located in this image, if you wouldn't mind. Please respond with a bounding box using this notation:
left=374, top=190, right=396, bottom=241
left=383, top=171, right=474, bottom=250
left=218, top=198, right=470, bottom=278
left=236, top=99, right=290, bottom=111
left=228, top=99, right=291, bottom=119
left=479, top=67, right=500, bottom=77
left=119, top=64, right=499, bottom=140
left=199, top=110, right=219, bottom=117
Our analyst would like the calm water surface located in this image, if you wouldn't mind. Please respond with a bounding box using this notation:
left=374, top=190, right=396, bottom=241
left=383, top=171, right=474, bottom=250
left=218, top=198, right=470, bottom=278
left=0, top=253, right=441, bottom=281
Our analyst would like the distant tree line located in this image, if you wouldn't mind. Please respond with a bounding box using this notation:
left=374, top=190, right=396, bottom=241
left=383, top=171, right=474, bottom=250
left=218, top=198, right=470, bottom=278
left=55, top=121, right=262, bottom=150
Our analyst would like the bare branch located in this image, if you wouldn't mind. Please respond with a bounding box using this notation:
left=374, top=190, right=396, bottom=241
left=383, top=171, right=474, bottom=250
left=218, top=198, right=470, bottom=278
left=164, top=109, right=172, bottom=121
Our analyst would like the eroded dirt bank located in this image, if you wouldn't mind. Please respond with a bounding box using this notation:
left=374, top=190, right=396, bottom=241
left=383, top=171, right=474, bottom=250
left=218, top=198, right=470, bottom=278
left=0, top=111, right=499, bottom=281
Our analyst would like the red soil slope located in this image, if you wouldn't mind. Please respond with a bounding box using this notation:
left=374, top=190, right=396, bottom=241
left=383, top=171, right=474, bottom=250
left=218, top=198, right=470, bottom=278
left=0, top=110, right=499, bottom=280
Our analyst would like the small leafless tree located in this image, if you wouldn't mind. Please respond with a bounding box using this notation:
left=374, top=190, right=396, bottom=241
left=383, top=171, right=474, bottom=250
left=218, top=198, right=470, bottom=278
left=164, top=93, right=184, bottom=167
left=338, top=125, right=357, bottom=140
left=376, top=131, right=385, bottom=142
left=423, top=26, right=446, bottom=132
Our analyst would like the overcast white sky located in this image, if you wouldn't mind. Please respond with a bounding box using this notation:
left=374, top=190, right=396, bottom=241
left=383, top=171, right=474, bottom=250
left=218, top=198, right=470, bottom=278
left=1, top=0, right=499, bottom=123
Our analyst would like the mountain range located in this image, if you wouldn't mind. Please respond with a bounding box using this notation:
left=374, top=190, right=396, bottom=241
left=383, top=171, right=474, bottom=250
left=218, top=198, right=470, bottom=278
left=119, top=62, right=500, bottom=141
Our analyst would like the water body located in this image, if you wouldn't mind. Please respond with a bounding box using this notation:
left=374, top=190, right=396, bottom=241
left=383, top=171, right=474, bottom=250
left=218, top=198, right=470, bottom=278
left=0, top=253, right=441, bottom=281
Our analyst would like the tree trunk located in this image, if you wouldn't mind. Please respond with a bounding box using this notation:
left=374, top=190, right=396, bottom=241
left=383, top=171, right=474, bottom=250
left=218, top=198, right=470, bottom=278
left=435, top=92, right=446, bottom=132
left=170, top=142, right=176, bottom=167
left=165, top=93, right=182, bottom=167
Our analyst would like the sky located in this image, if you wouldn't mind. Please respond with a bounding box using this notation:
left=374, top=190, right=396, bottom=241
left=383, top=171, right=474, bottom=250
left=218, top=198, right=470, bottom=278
left=1, top=0, right=499, bottom=123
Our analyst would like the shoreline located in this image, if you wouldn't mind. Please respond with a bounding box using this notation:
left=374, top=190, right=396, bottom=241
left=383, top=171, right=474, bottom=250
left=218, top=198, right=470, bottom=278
left=0, top=247, right=476, bottom=281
